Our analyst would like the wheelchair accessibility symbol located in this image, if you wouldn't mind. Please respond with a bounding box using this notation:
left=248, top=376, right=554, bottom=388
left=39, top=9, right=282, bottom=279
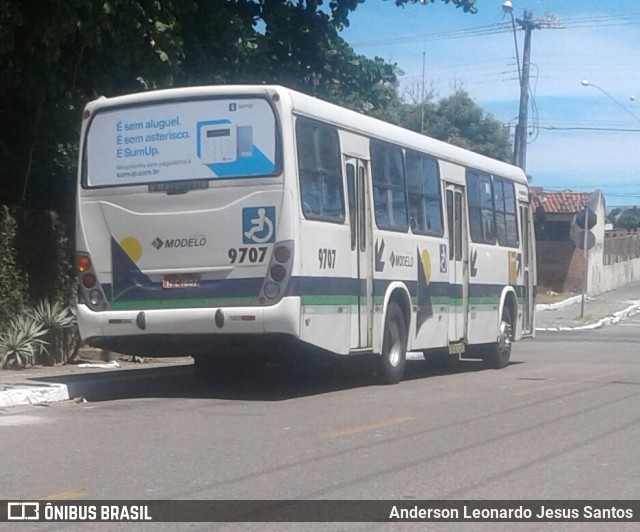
left=243, top=206, right=276, bottom=244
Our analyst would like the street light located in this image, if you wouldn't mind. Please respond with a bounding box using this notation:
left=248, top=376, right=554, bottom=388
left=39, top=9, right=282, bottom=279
left=502, top=1, right=521, bottom=83
left=581, top=79, right=640, bottom=123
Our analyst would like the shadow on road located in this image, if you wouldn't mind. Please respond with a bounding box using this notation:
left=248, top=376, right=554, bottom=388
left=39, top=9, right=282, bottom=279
left=29, top=355, right=506, bottom=403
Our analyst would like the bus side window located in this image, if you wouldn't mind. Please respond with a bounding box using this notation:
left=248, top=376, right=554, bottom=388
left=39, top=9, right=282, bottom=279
left=494, top=178, right=519, bottom=247
left=406, top=151, right=443, bottom=236
left=346, top=163, right=356, bottom=250
left=295, top=118, right=345, bottom=223
left=371, top=140, right=407, bottom=232
left=447, top=190, right=454, bottom=260
left=466, top=170, right=496, bottom=245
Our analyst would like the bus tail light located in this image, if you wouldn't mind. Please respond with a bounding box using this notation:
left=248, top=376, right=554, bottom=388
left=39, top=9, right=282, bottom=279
left=260, top=240, right=293, bottom=303
left=78, top=256, right=92, bottom=272
left=77, top=252, right=109, bottom=311
left=82, top=273, right=97, bottom=288
left=89, top=290, right=104, bottom=306
left=263, top=282, right=279, bottom=300
left=270, top=264, right=286, bottom=282
left=273, top=245, right=291, bottom=264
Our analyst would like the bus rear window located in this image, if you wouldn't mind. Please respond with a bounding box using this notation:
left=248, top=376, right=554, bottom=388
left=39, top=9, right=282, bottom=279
left=83, top=97, right=279, bottom=187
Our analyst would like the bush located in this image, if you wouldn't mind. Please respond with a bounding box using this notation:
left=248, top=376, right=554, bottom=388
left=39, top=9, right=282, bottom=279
left=14, top=208, right=76, bottom=306
left=29, top=298, right=79, bottom=365
left=0, top=300, right=80, bottom=369
left=0, top=206, right=28, bottom=329
left=0, top=203, right=80, bottom=368
left=0, top=314, right=48, bottom=369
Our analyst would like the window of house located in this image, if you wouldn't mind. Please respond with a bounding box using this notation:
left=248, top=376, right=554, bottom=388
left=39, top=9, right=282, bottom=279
left=296, top=118, right=345, bottom=223
left=544, top=220, right=571, bottom=241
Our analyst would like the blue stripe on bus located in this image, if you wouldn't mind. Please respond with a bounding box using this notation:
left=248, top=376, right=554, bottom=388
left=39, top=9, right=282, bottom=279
left=108, top=237, right=525, bottom=307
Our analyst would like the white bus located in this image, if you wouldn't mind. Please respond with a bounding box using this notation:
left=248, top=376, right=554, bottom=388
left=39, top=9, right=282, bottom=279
left=76, top=85, right=536, bottom=383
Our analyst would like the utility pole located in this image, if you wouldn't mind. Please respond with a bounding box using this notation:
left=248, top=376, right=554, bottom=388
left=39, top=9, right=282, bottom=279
left=505, top=6, right=563, bottom=171
left=513, top=10, right=536, bottom=171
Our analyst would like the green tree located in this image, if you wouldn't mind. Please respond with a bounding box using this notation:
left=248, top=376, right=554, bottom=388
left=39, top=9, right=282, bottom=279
left=0, top=0, right=478, bottom=213
left=0, top=0, right=182, bottom=212
left=426, top=89, right=512, bottom=161
left=175, top=1, right=400, bottom=114
left=616, top=207, right=640, bottom=229
left=375, top=89, right=512, bottom=162
left=0, top=206, right=28, bottom=329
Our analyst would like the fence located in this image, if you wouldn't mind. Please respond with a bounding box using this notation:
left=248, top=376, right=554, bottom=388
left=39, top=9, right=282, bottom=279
left=604, top=228, right=640, bottom=266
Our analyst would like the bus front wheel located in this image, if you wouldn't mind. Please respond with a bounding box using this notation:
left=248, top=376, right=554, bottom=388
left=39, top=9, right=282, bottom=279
left=483, top=306, right=513, bottom=369
left=377, top=301, right=407, bottom=384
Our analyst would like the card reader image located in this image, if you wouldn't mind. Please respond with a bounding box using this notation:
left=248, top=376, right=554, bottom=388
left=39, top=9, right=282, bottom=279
left=236, top=126, right=254, bottom=158
left=198, top=122, right=237, bottom=164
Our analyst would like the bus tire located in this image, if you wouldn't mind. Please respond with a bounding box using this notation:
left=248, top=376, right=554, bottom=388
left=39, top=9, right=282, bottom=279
left=377, top=301, right=407, bottom=384
left=483, top=306, right=513, bottom=369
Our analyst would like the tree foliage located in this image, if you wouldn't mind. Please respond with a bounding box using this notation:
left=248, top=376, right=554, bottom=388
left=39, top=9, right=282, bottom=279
left=393, top=0, right=477, bottom=15
left=374, top=89, right=512, bottom=162
left=0, top=0, right=184, bottom=211
left=0, top=206, right=27, bottom=329
left=427, top=90, right=512, bottom=161
left=0, top=0, right=480, bottom=213
left=615, top=207, right=640, bottom=229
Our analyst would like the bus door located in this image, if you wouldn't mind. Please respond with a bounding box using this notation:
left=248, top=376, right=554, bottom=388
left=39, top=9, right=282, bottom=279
left=346, top=157, right=373, bottom=349
left=445, top=184, right=469, bottom=347
left=519, top=203, right=536, bottom=336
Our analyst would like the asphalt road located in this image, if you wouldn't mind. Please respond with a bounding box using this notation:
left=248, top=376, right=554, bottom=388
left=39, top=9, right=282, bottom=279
left=1, top=315, right=639, bottom=531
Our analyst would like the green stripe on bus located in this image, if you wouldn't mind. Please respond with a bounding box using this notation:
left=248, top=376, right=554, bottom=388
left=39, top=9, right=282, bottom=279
left=109, top=296, right=259, bottom=310
left=109, top=294, right=503, bottom=311
left=301, top=294, right=359, bottom=305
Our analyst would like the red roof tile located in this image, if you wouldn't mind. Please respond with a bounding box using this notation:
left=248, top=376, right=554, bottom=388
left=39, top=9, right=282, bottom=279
left=532, top=191, right=590, bottom=214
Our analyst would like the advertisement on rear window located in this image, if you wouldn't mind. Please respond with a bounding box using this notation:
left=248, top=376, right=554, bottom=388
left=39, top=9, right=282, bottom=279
left=85, top=98, right=278, bottom=186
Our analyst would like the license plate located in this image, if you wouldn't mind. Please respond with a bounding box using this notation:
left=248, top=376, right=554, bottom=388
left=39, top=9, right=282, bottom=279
left=162, top=274, right=201, bottom=289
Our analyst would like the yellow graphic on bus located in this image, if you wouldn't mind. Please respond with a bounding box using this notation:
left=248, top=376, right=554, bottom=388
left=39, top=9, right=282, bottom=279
left=508, top=251, right=517, bottom=285
left=120, top=237, right=142, bottom=263
left=421, top=249, right=431, bottom=285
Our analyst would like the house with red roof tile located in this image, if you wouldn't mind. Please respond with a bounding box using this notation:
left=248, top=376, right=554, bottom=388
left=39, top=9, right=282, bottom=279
left=531, top=188, right=605, bottom=295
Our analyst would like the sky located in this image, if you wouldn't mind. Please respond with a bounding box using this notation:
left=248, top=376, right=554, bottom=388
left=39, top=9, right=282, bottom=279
left=340, top=0, right=640, bottom=208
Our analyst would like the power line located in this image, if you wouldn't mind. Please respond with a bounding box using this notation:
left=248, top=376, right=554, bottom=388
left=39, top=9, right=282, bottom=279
left=349, top=13, right=640, bottom=48
left=350, top=24, right=509, bottom=47
left=538, top=126, right=640, bottom=132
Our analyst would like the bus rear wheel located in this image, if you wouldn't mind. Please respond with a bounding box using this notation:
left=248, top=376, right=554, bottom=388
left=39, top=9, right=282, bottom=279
left=377, top=301, right=407, bottom=384
left=483, top=306, right=513, bottom=369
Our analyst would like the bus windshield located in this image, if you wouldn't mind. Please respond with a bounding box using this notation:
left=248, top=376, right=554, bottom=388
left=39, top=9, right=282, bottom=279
left=83, top=97, right=279, bottom=187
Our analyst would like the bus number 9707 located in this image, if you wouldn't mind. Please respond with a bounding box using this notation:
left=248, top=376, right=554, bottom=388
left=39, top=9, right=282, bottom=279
left=228, top=247, right=268, bottom=264
left=318, top=248, right=336, bottom=269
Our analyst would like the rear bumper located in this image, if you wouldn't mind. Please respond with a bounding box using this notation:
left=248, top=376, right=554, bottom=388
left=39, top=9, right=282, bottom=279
left=77, top=297, right=301, bottom=356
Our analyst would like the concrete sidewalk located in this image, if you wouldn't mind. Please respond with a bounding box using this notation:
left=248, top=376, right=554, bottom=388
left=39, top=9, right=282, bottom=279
left=535, top=281, right=640, bottom=331
left=0, top=354, right=191, bottom=409
left=2, top=281, right=640, bottom=409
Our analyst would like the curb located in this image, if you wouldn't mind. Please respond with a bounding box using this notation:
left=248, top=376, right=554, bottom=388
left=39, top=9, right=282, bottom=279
left=0, top=382, right=69, bottom=408
left=0, top=360, right=193, bottom=409
left=535, top=295, right=584, bottom=311
left=536, top=303, right=640, bottom=332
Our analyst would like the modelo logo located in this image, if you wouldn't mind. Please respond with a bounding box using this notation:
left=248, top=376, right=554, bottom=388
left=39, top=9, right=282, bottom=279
left=152, top=236, right=207, bottom=250
left=390, top=252, right=414, bottom=268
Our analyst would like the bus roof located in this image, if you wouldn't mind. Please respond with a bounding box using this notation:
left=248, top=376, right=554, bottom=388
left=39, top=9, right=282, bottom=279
left=86, top=84, right=528, bottom=185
